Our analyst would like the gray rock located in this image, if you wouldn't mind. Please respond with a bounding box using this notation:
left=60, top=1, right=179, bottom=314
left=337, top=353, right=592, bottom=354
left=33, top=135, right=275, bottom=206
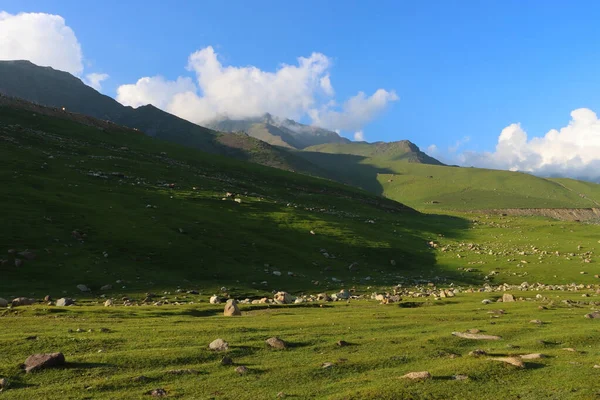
left=209, top=338, right=229, bottom=351
left=584, top=311, right=600, bottom=319
left=401, top=371, right=431, bottom=380
left=55, top=298, right=74, bottom=307
left=337, top=289, right=350, bottom=300
left=266, top=337, right=287, bottom=349
left=235, top=365, right=248, bottom=375
left=23, top=352, right=65, bottom=373
left=452, top=331, right=501, bottom=340
left=223, top=299, right=241, bottom=316
left=221, top=356, right=233, bottom=366
left=14, top=259, right=23, bottom=268
left=149, top=388, right=167, bottom=397
left=0, top=298, right=8, bottom=308
left=100, top=284, right=112, bottom=291
left=0, top=377, right=8, bottom=390
left=273, top=291, right=293, bottom=304
left=502, top=293, right=515, bottom=302
left=104, top=299, right=113, bottom=307
left=12, top=297, right=36, bottom=307
left=209, top=295, right=221, bottom=304
left=76, top=284, right=90, bottom=292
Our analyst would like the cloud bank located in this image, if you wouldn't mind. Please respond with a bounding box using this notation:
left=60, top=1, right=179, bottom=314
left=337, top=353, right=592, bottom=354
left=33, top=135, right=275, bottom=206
left=116, top=46, right=398, bottom=137
left=459, top=108, right=600, bottom=181
left=0, top=11, right=83, bottom=75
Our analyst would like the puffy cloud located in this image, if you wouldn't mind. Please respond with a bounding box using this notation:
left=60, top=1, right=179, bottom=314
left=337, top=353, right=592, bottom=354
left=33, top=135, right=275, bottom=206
left=116, top=46, right=396, bottom=133
left=0, top=11, right=83, bottom=75
left=117, top=76, right=196, bottom=109
left=354, top=131, right=365, bottom=141
left=460, top=108, right=600, bottom=181
left=308, top=89, right=399, bottom=132
left=84, top=73, right=109, bottom=91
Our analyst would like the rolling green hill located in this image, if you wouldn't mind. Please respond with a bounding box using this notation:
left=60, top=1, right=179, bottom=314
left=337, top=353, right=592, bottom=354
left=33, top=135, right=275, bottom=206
left=1, top=97, right=479, bottom=297
left=299, top=146, right=600, bottom=210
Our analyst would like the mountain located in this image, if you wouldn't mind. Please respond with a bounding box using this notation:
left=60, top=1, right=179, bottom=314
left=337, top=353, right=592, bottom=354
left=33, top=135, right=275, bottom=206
left=0, top=60, right=328, bottom=176
left=207, top=113, right=351, bottom=149
left=305, top=141, right=445, bottom=164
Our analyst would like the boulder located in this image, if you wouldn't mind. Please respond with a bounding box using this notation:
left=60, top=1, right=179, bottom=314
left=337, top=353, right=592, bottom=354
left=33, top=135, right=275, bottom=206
left=23, top=352, right=65, bottom=373
left=76, top=284, right=90, bottom=292
left=0, top=298, right=8, bottom=308
left=266, top=337, right=287, bottom=349
left=273, top=291, right=293, bottom=304
left=489, top=357, right=525, bottom=368
left=401, top=371, right=431, bottom=380
left=209, top=295, right=220, bottom=304
left=104, top=299, right=113, bottom=307
left=502, top=293, right=515, bottom=302
left=452, top=331, right=501, bottom=340
left=584, top=311, right=600, bottom=319
left=12, top=297, right=36, bottom=307
left=55, top=298, right=74, bottom=307
left=209, top=338, right=229, bottom=351
left=337, top=289, right=350, bottom=300
left=223, top=299, right=241, bottom=316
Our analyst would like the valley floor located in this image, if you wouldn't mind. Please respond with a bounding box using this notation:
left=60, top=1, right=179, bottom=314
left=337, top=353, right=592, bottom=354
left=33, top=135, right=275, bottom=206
left=1, top=291, right=599, bottom=399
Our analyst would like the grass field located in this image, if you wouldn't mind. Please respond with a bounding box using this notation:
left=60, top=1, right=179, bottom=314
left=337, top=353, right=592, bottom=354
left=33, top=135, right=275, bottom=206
left=1, top=292, right=599, bottom=399
left=2, top=103, right=600, bottom=399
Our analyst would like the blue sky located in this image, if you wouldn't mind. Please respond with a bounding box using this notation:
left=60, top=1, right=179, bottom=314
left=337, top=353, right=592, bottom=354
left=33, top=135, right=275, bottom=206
left=2, top=1, right=600, bottom=179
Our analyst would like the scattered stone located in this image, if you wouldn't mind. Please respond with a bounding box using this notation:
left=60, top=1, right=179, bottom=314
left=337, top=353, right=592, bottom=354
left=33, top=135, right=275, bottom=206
left=452, top=331, right=501, bottom=340
left=235, top=366, right=248, bottom=375
left=100, top=284, right=112, bottom=291
left=274, top=291, right=293, bottom=304
left=337, top=340, right=349, bottom=347
left=266, top=337, right=287, bottom=349
left=14, top=259, right=23, bottom=268
left=76, top=284, right=90, bottom=292
left=221, top=356, right=233, bottom=366
left=209, top=338, right=229, bottom=351
left=18, top=250, right=36, bottom=260
left=520, top=353, right=545, bottom=360
left=529, top=319, right=543, bottom=325
left=104, top=299, right=113, bottom=307
left=481, top=299, right=492, bottom=304
left=337, top=289, right=350, bottom=300
left=468, top=349, right=487, bottom=357
left=44, top=295, right=52, bottom=302
left=223, top=299, right=241, bottom=316
left=0, top=378, right=8, bottom=390
left=466, top=328, right=481, bottom=334
left=0, top=298, right=8, bottom=308
left=56, top=298, right=74, bottom=307
left=489, top=357, right=525, bottom=368
left=502, top=293, right=515, bottom=302
left=23, top=352, right=66, bottom=373
left=584, top=311, right=600, bottom=319
left=132, top=375, right=150, bottom=382
left=12, top=297, right=36, bottom=307
left=148, top=388, right=167, bottom=397
left=593, top=365, right=600, bottom=369
left=453, top=374, right=469, bottom=380
left=209, top=295, right=221, bottom=304
left=400, top=371, right=431, bottom=380
left=562, top=348, right=577, bottom=352
left=321, top=362, right=334, bottom=369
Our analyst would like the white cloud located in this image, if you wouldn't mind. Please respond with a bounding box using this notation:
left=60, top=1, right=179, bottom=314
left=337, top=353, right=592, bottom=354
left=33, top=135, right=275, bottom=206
left=460, top=108, right=600, bottom=181
left=354, top=131, right=365, bottom=141
left=84, top=73, right=109, bottom=91
left=308, top=89, right=399, bottom=132
left=116, top=46, right=397, bottom=133
left=448, top=136, right=470, bottom=153
left=0, top=11, right=83, bottom=75
left=117, top=76, right=196, bottom=109
left=427, top=144, right=438, bottom=154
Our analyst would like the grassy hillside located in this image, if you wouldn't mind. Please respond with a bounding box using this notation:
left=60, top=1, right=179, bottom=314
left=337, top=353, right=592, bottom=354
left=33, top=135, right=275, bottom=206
left=306, top=140, right=444, bottom=164
left=1, top=102, right=476, bottom=298
left=299, top=149, right=600, bottom=210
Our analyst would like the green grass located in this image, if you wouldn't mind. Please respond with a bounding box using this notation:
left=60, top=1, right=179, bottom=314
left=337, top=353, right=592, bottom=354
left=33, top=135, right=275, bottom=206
left=2, top=104, right=600, bottom=399
left=1, top=293, right=599, bottom=399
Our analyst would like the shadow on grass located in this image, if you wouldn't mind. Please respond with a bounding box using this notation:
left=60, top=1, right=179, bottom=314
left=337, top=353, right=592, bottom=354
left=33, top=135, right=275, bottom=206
left=65, top=362, right=115, bottom=370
